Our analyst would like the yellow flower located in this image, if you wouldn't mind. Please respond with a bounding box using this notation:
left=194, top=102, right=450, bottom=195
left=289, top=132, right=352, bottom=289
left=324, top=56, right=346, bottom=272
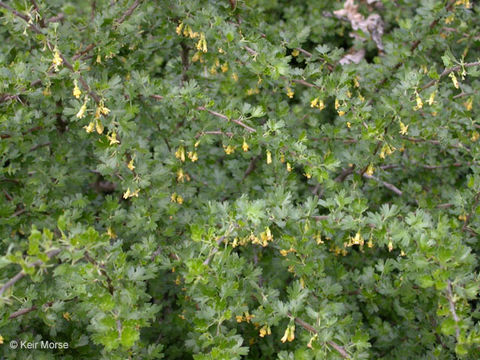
left=175, top=146, right=186, bottom=162
left=458, top=214, right=467, bottom=221
left=388, top=240, right=393, bottom=252
left=347, top=122, right=351, bottom=128
left=286, top=162, right=292, bottom=172
left=280, top=249, right=288, bottom=256
left=399, top=121, right=409, bottom=135
left=188, top=151, right=198, bottom=162
left=107, top=132, right=120, bottom=145
left=365, top=164, right=374, bottom=176
left=242, top=139, right=249, bottom=152
left=196, top=33, right=207, bottom=53
left=286, top=87, right=294, bottom=98
left=43, top=86, right=51, bottom=96
left=95, top=119, right=104, bottom=134
left=291, top=49, right=299, bottom=57
left=337, top=110, right=346, bottom=116
left=266, top=150, right=272, bottom=164
left=304, top=172, right=312, bottom=179
left=221, top=63, right=228, bottom=72
left=310, top=97, right=319, bottom=108
left=335, top=98, right=340, bottom=110
left=177, top=168, right=185, bottom=182
left=107, top=226, right=117, bottom=239
left=52, top=47, right=63, bottom=71
left=464, top=97, right=473, bottom=111
left=63, top=312, right=71, bottom=321
left=176, top=195, right=183, bottom=204
left=318, top=100, right=325, bottom=110
left=367, top=238, right=374, bottom=248
left=123, top=188, right=131, bottom=199
left=84, top=121, right=95, bottom=133
left=244, top=312, right=255, bottom=323
left=449, top=72, right=459, bottom=88
left=281, top=325, right=295, bottom=343
left=171, top=193, right=177, bottom=202
left=223, top=145, right=235, bottom=154
left=445, top=14, right=455, bottom=24
left=176, top=22, right=184, bottom=35
left=0, top=335, right=3, bottom=345
left=232, top=73, right=239, bottom=82
left=427, top=91, right=436, bottom=106
left=307, top=334, right=318, bottom=349
left=127, top=158, right=135, bottom=170
left=96, top=54, right=102, bottom=64
left=236, top=315, right=244, bottom=323
left=471, top=131, right=479, bottom=142
left=354, top=76, right=360, bottom=87
left=192, top=52, right=202, bottom=62
left=73, top=80, right=81, bottom=99
left=315, top=233, right=323, bottom=244
left=259, top=325, right=271, bottom=337
left=413, top=93, right=423, bottom=111
left=76, top=100, right=88, bottom=119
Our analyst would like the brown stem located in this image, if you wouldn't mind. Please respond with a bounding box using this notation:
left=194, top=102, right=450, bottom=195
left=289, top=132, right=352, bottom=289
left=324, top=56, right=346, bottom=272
left=420, top=61, right=480, bottom=92
left=290, top=315, right=351, bottom=359
left=0, top=249, right=61, bottom=297
left=114, top=0, right=142, bottom=28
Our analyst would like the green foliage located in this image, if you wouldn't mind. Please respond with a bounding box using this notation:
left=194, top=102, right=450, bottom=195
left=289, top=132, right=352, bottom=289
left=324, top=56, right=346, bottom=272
left=1, top=0, right=480, bottom=359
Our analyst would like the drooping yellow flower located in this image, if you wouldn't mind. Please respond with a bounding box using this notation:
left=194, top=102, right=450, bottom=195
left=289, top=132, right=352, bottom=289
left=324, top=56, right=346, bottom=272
left=84, top=121, right=95, bottom=133
left=107, top=132, right=120, bottom=145
left=286, top=87, right=294, bottom=98
left=427, top=91, right=436, bottom=106
left=388, top=240, right=393, bottom=252
left=464, top=97, right=473, bottom=111
left=196, top=33, right=207, bottom=53
left=52, top=47, right=63, bottom=71
left=310, top=97, right=319, bottom=108
left=123, top=188, right=131, bottom=199
left=471, top=131, right=479, bottom=142
left=221, top=63, right=229, bottom=72
left=63, top=312, right=71, bottom=321
left=127, top=158, right=135, bottom=170
left=107, top=226, right=117, bottom=239
left=242, top=139, right=249, bottom=152
left=266, top=150, right=272, bottom=164
left=236, top=315, right=244, bottom=323
left=223, top=145, right=235, bottom=154
left=175, top=146, right=186, bottom=162
left=95, top=119, right=104, bottom=134
left=335, top=98, right=340, bottom=110
left=307, top=334, right=318, bottom=349
left=354, top=76, right=360, bottom=88
left=449, top=72, right=459, bottom=88
left=399, top=121, right=409, bottom=135
left=413, top=92, right=423, bottom=111
left=96, top=54, right=102, bottom=64
left=177, top=168, right=186, bottom=182
left=259, top=325, right=271, bottom=337
left=286, top=162, right=292, bottom=172
left=365, top=164, right=374, bottom=176
left=76, top=100, right=88, bottom=119
left=176, top=195, right=183, bottom=204
left=291, top=49, right=299, bottom=57
left=445, top=14, right=455, bottom=24
left=281, top=325, right=295, bottom=343
left=0, top=335, right=4, bottom=345
left=347, top=122, right=351, bottom=128
left=176, top=22, right=184, bottom=35
left=188, top=151, right=198, bottom=162
left=73, top=80, right=81, bottom=99
left=171, top=193, right=177, bottom=202
left=318, top=100, right=325, bottom=110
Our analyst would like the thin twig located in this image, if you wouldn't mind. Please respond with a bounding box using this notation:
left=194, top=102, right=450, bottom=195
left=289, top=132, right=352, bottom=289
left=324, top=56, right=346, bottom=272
left=290, top=315, right=350, bottom=359
left=446, top=280, right=460, bottom=340
left=114, top=0, right=142, bottom=28
left=0, top=249, right=61, bottom=297
left=197, top=106, right=256, bottom=132
left=203, top=236, right=226, bottom=265
left=9, top=301, right=54, bottom=320
left=362, top=173, right=403, bottom=196
left=420, top=61, right=480, bottom=92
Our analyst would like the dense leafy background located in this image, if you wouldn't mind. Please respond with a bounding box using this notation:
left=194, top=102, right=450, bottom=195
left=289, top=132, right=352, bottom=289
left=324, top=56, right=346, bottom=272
left=1, top=0, right=480, bottom=359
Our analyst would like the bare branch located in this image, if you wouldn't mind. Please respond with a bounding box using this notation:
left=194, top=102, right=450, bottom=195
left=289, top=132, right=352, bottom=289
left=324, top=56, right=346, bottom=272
left=114, top=0, right=142, bottom=28
left=420, top=61, right=480, bottom=92
left=446, top=280, right=460, bottom=340
left=197, top=106, right=256, bottom=133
